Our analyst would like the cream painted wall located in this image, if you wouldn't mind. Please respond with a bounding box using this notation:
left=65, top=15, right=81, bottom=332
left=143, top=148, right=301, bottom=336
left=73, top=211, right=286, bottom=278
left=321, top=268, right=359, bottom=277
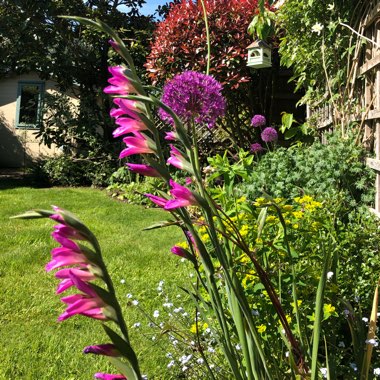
left=0, top=72, right=78, bottom=168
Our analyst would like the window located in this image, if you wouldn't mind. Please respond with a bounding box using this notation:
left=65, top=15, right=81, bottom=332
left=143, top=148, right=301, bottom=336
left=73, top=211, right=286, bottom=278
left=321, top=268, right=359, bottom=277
left=16, top=81, right=45, bottom=129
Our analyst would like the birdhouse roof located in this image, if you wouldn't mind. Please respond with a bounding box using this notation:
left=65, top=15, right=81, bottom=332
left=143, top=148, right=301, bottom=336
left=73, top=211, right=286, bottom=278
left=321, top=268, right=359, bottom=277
left=247, top=40, right=271, bottom=49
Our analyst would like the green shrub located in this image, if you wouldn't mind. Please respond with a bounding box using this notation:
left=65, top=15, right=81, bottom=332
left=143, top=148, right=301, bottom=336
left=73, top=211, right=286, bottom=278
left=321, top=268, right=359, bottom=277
left=237, top=132, right=375, bottom=209
left=35, top=155, right=118, bottom=187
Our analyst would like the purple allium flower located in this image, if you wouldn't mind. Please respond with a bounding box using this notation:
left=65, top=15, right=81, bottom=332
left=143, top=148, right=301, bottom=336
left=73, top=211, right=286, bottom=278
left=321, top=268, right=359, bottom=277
left=261, top=127, right=278, bottom=143
left=159, top=71, right=226, bottom=128
left=250, top=143, right=264, bottom=153
left=251, top=114, right=266, bottom=128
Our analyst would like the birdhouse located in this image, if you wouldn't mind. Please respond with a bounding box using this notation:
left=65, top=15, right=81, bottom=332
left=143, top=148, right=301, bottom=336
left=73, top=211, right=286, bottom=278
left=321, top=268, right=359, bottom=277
left=247, top=40, right=272, bottom=69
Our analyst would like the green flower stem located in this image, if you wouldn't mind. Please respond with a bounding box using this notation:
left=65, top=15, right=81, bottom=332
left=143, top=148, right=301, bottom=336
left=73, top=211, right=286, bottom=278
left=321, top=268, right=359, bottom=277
left=199, top=0, right=211, bottom=76
left=311, top=240, right=331, bottom=380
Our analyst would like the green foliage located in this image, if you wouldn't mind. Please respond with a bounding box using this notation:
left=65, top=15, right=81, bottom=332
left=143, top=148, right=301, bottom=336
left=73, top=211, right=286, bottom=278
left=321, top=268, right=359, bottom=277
left=276, top=0, right=367, bottom=108
left=106, top=167, right=163, bottom=205
left=204, top=169, right=380, bottom=377
left=236, top=132, right=375, bottom=209
left=36, top=154, right=117, bottom=187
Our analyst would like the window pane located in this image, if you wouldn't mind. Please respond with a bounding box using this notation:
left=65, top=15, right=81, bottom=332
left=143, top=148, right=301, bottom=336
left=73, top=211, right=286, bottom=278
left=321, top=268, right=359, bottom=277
left=19, top=85, right=40, bottom=125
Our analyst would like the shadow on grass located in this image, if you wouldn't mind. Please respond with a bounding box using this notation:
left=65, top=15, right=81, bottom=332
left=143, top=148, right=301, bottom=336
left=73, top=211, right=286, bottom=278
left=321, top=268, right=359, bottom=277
left=0, top=173, right=51, bottom=190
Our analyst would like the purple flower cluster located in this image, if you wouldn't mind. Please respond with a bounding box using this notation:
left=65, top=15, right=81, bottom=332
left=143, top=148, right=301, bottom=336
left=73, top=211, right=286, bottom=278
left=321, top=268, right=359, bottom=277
left=250, top=143, right=264, bottom=153
left=159, top=71, right=226, bottom=128
left=251, top=114, right=266, bottom=128
left=261, top=127, right=278, bottom=143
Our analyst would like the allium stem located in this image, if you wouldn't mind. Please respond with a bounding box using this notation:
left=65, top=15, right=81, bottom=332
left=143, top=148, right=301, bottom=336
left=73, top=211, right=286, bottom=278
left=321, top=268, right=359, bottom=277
left=199, top=0, right=211, bottom=75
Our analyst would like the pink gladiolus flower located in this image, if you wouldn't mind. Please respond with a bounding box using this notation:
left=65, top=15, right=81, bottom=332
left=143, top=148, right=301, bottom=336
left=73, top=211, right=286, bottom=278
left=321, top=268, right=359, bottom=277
left=144, top=193, right=167, bottom=208
left=104, top=66, right=136, bottom=95
left=112, top=98, right=141, bottom=119
left=50, top=206, right=65, bottom=223
left=120, top=132, right=156, bottom=158
left=83, top=344, right=120, bottom=356
left=94, top=374, right=126, bottom=380
left=165, top=180, right=200, bottom=210
left=46, top=247, right=89, bottom=272
left=55, top=268, right=97, bottom=294
left=51, top=231, right=80, bottom=250
left=171, top=245, right=187, bottom=258
left=167, top=145, right=192, bottom=172
left=108, top=39, right=120, bottom=51
left=164, top=131, right=177, bottom=141
left=58, top=271, right=109, bottom=321
left=52, top=224, right=84, bottom=240
left=113, top=118, right=147, bottom=138
left=127, top=163, right=160, bottom=177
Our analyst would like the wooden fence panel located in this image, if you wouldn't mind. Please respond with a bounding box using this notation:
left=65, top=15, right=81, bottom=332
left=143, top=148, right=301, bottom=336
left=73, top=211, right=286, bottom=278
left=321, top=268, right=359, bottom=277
left=307, top=1, right=380, bottom=214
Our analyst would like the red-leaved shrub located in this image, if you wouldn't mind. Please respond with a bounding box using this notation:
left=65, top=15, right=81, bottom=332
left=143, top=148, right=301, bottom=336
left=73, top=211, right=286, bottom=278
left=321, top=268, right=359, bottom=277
left=145, top=0, right=261, bottom=90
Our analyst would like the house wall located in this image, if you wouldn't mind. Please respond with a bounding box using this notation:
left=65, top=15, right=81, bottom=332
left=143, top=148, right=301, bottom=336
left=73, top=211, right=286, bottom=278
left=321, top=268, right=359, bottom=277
left=0, top=73, right=77, bottom=168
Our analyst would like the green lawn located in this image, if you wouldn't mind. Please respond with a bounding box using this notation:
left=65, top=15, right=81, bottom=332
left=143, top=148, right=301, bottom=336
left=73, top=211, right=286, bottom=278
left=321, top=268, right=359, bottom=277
left=0, top=180, right=189, bottom=379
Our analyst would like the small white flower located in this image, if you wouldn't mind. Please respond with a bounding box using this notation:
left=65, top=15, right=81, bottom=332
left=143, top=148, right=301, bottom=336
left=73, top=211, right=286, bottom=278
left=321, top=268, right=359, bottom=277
left=205, top=328, right=211, bottom=334
left=167, top=360, right=175, bottom=368
left=189, top=273, right=194, bottom=278
left=208, top=347, right=215, bottom=353
left=320, top=367, right=328, bottom=378
left=362, top=317, right=369, bottom=323
left=157, top=286, right=163, bottom=292
left=132, top=300, right=139, bottom=306
left=182, top=366, right=188, bottom=372
left=374, top=367, right=380, bottom=376
left=148, top=322, right=155, bottom=327
left=311, top=22, right=324, bottom=35
left=338, top=341, right=345, bottom=348
left=153, top=310, right=160, bottom=318
left=174, top=307, right=184, bottom=313
left=163, top=302, right=173, bottom=308
left=327, top=271, right=334, bottom=280
left=197, top=358, right=204, bottom=364
left=180, top=354, right=192, bottom=364
left=127, top=293, right=133, bottom=298
left=166, top=352, right=173, bottom=358
left=132, top=322, right=141, bottom=328
left=366, top=338, right=379, bottom=347
left=120, top=279, right=126, bottom=284
left=252, top=309, right=259, bottom=316
left=350, top=363, right=358, bottom=371
left=176, top=294, right=182, bottom=298
left=152, top=336, right=156, bottom=341
left=172, top=340, right=179, bottom=346
left=182, top=312, right=189, bottom=317
left=235, top=344, right=241, bottom=351
left=159, top=322, right=165, bottom=328
left=180, top=258, right=186, bottom=263
left=285, top=351, right=289, bottom=358
left=142, top=375, right=148, bottom=380
left=327, top=3, right=334, bottom=11
left=159, top=280, right=164, bottom=287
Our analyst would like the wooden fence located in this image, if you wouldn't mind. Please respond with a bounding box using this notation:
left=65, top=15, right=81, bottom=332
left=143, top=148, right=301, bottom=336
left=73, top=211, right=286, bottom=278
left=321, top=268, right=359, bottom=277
left=308, top=1, right=380, bottom=215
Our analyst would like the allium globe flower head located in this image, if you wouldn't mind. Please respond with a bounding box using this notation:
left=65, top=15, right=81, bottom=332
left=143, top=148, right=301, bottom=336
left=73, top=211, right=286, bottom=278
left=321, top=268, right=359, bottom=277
left=159, top=71, right=226, bottom=128
left=251, top=114, right=266, bottom=128
left=261, top=127, right=278, bottom=143
left=250, top=143, right=264, bottom=153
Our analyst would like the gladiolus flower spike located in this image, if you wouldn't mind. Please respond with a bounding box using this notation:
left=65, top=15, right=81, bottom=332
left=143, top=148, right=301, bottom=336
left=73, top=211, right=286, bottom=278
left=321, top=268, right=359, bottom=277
left=94, top=374, right=126, bottom=380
